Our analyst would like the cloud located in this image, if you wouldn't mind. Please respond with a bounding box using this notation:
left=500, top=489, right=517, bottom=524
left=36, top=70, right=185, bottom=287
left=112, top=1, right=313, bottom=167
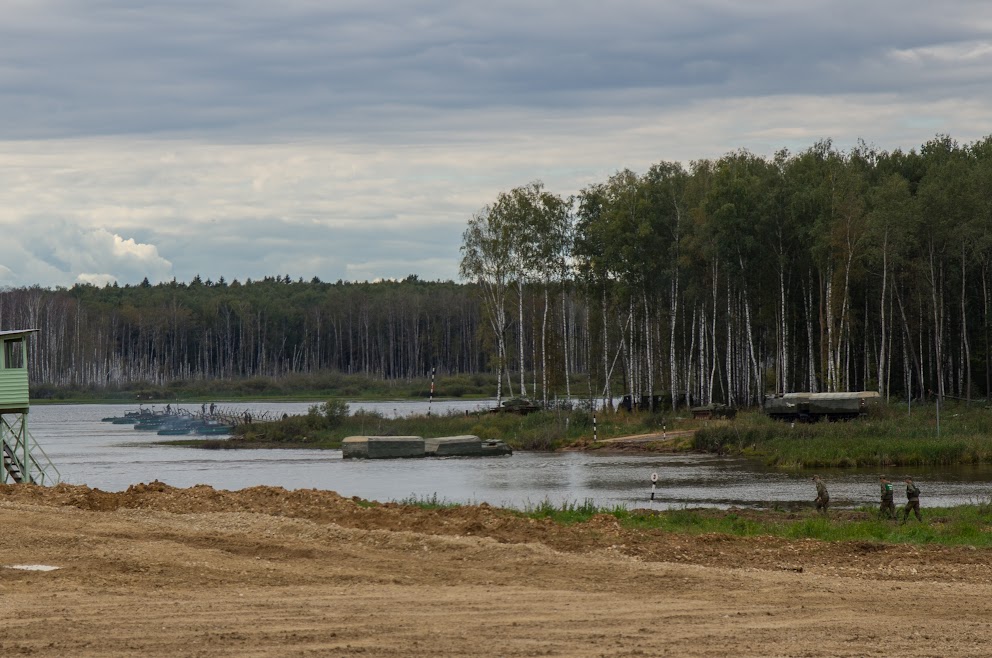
left=0, top=219, right=173, bottom=287
left=1, top=1, right=991, bottom=287
left=76, top=273, right=118, bottom=287
left=3, top=1, right=991, bottom=140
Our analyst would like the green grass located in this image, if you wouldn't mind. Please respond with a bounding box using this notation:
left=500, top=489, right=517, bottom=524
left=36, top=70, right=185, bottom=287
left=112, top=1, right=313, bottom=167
left=479, top=498, right=992, bottom=548
left=521, top=498, right=628, bottom=524
left=694, top=402, right=992, bottom=468
left=393, top=492, right=463, bottom=509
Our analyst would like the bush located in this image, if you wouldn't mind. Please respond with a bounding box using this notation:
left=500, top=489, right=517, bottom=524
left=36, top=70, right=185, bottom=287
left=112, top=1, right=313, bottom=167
left=320, top=399, right=350, bottom=427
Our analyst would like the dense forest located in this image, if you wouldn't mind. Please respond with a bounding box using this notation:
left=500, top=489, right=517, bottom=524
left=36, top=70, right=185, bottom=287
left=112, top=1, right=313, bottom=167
left=461, top=135, right=992, bottom=409
left=1, top=135, right=990, bottom=409
left=0, top=277, right=487, bottom=389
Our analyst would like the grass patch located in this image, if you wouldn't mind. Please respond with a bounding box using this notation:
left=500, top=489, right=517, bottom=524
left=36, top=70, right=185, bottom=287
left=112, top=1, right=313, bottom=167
left=521, top=498, right=629, bottom=525
left=333, top=493, right=992, bottom=548
left=493, top=498, right=992, bottom=547
left=394, top=493, right=462, bottom=510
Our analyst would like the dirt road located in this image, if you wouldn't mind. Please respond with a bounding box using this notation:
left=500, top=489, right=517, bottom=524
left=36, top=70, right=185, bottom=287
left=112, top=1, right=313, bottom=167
left=1, top=482, right=988, bottom=656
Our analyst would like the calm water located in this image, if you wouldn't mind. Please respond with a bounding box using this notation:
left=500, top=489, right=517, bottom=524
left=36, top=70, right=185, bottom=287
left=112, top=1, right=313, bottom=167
left=20, top=401, right=992, bottom=510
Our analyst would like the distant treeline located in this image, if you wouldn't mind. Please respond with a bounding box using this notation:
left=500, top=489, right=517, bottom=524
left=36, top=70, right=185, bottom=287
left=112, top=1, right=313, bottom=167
left=2, top=135, right=991, bottom=408
left=0, top=277, right=493, bottom=389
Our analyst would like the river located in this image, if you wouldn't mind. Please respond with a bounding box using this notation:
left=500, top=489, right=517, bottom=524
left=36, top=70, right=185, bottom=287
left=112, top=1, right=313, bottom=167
left=18, top=400, right=992, bottom=510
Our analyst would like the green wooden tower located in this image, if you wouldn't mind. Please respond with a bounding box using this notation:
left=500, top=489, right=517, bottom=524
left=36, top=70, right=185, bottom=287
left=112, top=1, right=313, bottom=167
left=1, top=330, right=59, bottom=485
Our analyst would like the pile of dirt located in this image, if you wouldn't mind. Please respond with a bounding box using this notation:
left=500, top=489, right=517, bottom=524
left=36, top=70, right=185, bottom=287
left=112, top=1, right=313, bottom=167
left=2, top=481, right=987, bottom=583
left=4, top=482, right=992, bottom=656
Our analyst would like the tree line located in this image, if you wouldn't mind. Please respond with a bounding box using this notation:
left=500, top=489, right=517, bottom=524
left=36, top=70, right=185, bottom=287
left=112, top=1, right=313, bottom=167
left=0, top=277, right=487, bottom=389
left=2, top=134, right=990, bottom=410
left=462, top=135, right=992, bottom=408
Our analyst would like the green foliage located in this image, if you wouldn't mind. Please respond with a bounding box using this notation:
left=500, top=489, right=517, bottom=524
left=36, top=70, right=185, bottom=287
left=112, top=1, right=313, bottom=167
left=317, top=399, right=350, bottom=427
left=520, top=498, right=627, bottom=525
left=395, top=493, right=460, bottom=510
left=550, top=502, right=992, bottom=547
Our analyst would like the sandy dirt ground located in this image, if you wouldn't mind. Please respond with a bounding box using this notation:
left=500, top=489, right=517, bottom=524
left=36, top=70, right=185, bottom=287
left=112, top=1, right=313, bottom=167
left=1, top=482, right=990, bottom=657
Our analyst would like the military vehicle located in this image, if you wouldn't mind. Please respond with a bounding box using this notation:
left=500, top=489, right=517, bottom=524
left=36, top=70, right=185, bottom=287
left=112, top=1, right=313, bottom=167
left=490, top=397, right=541, bottom=415
left=690, top=403, right=737, bottom=420
left=763, top=391, right=880, bottom=422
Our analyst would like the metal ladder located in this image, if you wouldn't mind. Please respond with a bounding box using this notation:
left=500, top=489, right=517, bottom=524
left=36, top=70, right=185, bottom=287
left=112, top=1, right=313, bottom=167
left=2, top=440, right=25, bottom=483
left=0, top=415, right=60, bottom=486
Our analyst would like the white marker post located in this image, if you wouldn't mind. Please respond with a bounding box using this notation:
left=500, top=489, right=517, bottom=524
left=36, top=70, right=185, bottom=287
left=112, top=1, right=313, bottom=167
left=650, top=472, right=658, bottom=500
left=593, top=413, right=598, bottom=443
left=427, top=367, right=436, bottom=417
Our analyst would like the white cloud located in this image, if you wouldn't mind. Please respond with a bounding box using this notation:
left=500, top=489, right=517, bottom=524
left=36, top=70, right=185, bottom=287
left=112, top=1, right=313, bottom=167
left=75, top=273, right=117, bottom=287
left=0, top=218, right=173, bottom=287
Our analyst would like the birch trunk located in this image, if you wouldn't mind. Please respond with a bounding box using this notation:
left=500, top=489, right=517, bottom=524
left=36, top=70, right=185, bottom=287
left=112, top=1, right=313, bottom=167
left=517, top=279, right=527, bottom=397
left=878, top=234, right=888, bottom=396
left=805, top=276, right=818, bottom=392
left=961, top=244, right=972, bottom=401
left=643, top=290, right=654, bottom=408
left=669, top=267, right=680, bottom=410
left=928, top=245, right=944, bottom=400
left=541, top=283, right=549, bottom=406
left=602, top=287, right=612, bottom=410
left=562, top=286, right=571, bottom=402
left=709, top=260, right=719, bottom=402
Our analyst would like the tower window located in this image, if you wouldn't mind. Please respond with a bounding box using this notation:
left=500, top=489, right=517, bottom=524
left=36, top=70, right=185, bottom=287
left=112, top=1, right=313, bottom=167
left=4, top=339, right=24, bottom=369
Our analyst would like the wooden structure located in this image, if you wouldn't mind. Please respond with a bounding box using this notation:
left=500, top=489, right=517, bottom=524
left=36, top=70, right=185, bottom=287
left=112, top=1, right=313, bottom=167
left=0, top=330, right=59, bottom=484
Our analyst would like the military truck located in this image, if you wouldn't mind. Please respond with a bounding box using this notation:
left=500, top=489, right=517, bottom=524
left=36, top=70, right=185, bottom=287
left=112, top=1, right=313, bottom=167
left=763, top=391, right=880, bottom=422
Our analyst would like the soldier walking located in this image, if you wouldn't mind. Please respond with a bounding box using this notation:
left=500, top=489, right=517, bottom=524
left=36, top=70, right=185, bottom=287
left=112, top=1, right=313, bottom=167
left=812, top=475, right=829, bottom=513
left=879, top=475, right=896, bottom=519
left=901, top=476, right=923, bottom=523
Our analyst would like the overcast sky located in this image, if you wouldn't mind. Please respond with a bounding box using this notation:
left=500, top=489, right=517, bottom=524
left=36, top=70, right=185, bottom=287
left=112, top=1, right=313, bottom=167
left=1, top=1, right=991, bottom=288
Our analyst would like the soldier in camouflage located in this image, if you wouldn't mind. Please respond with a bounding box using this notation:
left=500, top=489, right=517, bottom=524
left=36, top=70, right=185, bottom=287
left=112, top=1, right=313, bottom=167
left=901, top=476, right=922, bottom=523
left=812, top=475, right=829, bottom=513
left=879, top=475, right=896, bottom=519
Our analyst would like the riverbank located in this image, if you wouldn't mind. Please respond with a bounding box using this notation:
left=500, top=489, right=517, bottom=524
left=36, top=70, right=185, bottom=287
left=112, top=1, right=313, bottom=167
left=203, top=399, right=992, bottom=471
left=227, top=404, right=686, bottom=451
left=3, top=482, right=992, bottom=656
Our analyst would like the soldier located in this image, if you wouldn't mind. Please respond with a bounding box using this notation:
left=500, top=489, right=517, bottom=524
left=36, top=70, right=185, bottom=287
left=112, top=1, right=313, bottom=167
left=812, top=475, right=829, bottom=513
left=901, top=476, right=922, bottom=523
left=879, top=475, right=896, bottom=519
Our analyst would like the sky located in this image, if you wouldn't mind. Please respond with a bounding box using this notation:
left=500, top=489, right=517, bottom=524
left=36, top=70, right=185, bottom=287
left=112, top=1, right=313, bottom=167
left=1, top=1, right=991, bottom=288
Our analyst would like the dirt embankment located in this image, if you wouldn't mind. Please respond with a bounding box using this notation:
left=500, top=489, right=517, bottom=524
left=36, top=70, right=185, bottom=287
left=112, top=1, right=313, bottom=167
left=2, top=482, right=990, bottom=657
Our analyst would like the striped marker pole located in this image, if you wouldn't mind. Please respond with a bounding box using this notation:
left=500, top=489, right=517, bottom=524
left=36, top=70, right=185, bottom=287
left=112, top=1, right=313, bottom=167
left=428, top=367, right=436, bottom=417
left=593, top=413, right=598, bottom=443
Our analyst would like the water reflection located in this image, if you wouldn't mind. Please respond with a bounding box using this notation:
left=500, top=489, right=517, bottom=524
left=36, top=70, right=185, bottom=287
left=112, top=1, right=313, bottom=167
left=21, top=402, right=992, bottom=510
